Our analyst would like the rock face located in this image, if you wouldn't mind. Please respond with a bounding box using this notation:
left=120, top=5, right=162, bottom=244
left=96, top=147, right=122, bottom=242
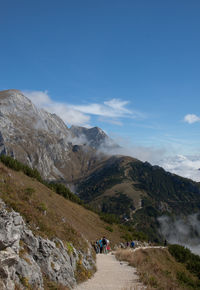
left=70, top=126, right=109, bottom=149
left=0, top=199, right=95, bottom=289
left=69, top=125, right=119, bottom=152
left=0, top=90, right=108, bottom=182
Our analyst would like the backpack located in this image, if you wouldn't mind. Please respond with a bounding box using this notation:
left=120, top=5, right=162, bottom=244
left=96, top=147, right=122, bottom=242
left=102, top=238, right=107, bottom=245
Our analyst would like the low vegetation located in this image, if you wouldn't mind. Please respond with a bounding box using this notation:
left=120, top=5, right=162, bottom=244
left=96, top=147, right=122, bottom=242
left=0, top=154, right=42, bottom=181
left=75, top=257, right=94, bottom=283
left=116, top=247, right=200, bottom=289
left=48, top=182, right=83, bottom=205
left=42, top=274, right=69, bottom=290
left=119, top=224, right=148, bottom=242
left=0, top=155, right=82, bottom=205
left=169, top=244, right=200, bottom=280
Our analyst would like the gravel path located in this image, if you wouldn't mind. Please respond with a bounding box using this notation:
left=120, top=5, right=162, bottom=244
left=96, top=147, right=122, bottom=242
left=74, top=253, right=145, bottom=290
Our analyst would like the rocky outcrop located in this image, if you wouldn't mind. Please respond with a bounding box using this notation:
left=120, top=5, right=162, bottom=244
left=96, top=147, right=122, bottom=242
left=0, top=199, right=95, bottom=289
left=69, top=126, right=109, bottom=149
left=69, top=125, right=119, bottom=152
left=0, top=247, right=18, bottom=290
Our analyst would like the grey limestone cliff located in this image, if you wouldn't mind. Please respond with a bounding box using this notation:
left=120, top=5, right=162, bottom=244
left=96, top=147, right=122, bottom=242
left=0, top=199, right=95, bottom=289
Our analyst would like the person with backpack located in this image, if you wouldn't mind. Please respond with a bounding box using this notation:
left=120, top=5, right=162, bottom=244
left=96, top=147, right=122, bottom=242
left=102, top=236, right=108, bottom=254
left=99, top=238, right=103, bottom=253
left=131, top=241, right=135, bottom=248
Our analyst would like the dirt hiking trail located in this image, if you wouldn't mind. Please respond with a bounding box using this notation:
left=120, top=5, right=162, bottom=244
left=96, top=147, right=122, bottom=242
left=74, top=253, right=145, bottom=290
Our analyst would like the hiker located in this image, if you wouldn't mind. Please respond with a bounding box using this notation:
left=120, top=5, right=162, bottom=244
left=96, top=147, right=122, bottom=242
left=102, top=236, right=108, bottom=254
left=131, top=241, right=135, bottom=248
left=99, top=238, right=103, bottom=253
left=164, top=239, right=167, bottom=247
left=126, top=241, right=130, bottom=248
left=95, top=240, right=100, bottom=254
left=107, top=240, right=111, bottom=252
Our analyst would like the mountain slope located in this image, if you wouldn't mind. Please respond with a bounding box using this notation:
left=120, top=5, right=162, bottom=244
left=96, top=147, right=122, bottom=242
left=0, top=161, right=123, bottom=245
left=76, top=156, right=200, bottom=241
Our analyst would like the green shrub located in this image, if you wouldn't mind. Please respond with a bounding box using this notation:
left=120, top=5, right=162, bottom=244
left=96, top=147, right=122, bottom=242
left=48, top=182, right=83, bottom=205
left=0, top=155, right=42, bottom=181
left=168, top=244, right=191, bottom=263
left=149, top=275, right=158, bottom=287
left=75, top=258, right=92, bottom=283
left=0, top=155, right=22, bottom=171
left=105, top=226, right=113, bottom=232
left=100, top=213, right=119, bottom=224
left=169, top=244, right=200, bottom=280
left=24, top=187, right=35, bottom=196
left=66, top=242, right=74, bottom=255
left=37, top=202, right=47, bottom=212
left=121, top=232, right=133, bottom=242
left=19, top=276, right=30, bottom=288
left=119, top=224, right=148, bottom=241
left=0, top=155, right=83, bottom=206
left=177, top=271, right=197, bottom=287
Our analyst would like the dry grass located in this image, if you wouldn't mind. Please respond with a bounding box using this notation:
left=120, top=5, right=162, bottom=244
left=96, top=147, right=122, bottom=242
left=116, top=248, right=199, bottom=289
left=0, top=163, right=122, bottom=251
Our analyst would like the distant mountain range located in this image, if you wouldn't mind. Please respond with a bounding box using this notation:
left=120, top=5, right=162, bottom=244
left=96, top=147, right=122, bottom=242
left=1, top=89, right=200, bottom=241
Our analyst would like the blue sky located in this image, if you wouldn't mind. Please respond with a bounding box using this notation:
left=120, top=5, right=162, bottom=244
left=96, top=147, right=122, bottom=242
left=1, top=0, right=200, bottom=157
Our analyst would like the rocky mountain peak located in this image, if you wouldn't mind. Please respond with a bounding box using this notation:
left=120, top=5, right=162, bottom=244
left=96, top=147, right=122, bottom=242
left=0, top=89, right=32, bottom=114
left=70, top=125, right=109, bottom=148
left=0, top=89, right=69, bottom=136
left=0, top=89, right=24, bottom=97
left=0, top=89, right=109, bottom=181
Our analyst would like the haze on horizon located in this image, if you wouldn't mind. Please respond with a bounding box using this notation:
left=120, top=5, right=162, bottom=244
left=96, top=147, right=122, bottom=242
left=0, top=0, right=200, bottom=180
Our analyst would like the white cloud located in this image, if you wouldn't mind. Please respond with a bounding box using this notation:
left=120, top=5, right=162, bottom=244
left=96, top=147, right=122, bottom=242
left=69, top=98, right=139, bottom=118
left=97, top=134, right=167, bottom=164
left=23, top=90, right=143, bottom=127
left=158, top=214, right=200, bottom=255
left=98, top=134, right=200, bottom=182
left=104, top=99, right=131, bottom=115
left=159, top=154, right=200, bottom=181
left=23, top=90, right=90, bottom=127
left=184, top=114, right=200, bottom=124
left=24, top=90, right=51, bottom=106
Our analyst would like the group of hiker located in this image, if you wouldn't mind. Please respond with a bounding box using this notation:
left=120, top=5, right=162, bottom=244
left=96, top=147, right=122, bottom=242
left=93, top=238, right=137, bottom=253
left=126, top=241, right=135, bottom=248
left=94, top=237, right=111, bottom=254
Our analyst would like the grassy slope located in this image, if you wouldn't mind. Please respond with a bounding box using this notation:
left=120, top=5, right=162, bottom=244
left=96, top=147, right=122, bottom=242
left=116, top=248, right=200, bottom=289
left=0, top=162, right=123, bottom=250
